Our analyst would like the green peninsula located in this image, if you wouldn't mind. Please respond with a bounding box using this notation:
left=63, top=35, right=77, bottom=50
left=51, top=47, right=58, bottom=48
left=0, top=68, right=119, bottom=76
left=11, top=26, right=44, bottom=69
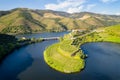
left=44, top=24, right=120, bottom=73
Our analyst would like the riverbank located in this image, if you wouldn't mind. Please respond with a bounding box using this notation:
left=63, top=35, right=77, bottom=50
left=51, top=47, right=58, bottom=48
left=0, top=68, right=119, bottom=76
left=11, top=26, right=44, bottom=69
left=0, top=36, right=43, bottom=62
left=44, top=24, right=120, bottom=73
left=72, top=24, right=120, bottom=47
left=44, top=40, right=85, bottom=73
left=5, top=30, right=69, bottom=35
left=1, top=31, right=120, bottom=80
left=0, top=31, right=69, bottom=63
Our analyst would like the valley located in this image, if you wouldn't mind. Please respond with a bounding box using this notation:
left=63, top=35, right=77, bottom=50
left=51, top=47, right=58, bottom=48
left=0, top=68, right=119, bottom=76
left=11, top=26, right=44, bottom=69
left=0, top=8, right=120, bottom=80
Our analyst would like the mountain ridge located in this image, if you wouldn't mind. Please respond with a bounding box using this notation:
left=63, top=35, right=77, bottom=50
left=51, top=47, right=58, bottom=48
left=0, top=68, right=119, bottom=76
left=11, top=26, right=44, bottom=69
left=0, top=8, right=120, bottom=34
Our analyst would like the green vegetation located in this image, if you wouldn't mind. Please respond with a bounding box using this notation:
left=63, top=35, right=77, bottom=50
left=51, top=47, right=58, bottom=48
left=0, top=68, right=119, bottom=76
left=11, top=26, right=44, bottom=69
left=0, top=8, right=120, bottom=34
left=44, top=24, right=120, bottom=73
left=0, top=34, right=17, bottom=61
left=0, top=33, right=43, bottom=62
left=44, top=39, right=85, bottom=73
left=72, top=24, right=120, bottom=47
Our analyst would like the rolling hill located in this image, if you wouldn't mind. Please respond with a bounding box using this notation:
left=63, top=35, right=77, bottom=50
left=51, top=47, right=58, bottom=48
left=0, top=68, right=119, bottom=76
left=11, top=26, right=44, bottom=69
left=0, top=8, right=120, bottom=34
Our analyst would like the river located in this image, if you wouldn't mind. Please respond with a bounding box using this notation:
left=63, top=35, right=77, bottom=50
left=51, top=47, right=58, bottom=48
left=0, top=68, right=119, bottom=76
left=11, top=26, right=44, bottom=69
left=0, top=32, right=120, bottom=80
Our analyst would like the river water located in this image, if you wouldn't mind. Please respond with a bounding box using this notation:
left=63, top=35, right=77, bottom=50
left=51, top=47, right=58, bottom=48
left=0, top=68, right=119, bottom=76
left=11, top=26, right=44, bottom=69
left=0, top=32, right=120, bottom=80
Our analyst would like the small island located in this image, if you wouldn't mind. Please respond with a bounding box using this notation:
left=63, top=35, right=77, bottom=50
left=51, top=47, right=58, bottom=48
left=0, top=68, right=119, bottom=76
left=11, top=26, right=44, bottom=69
left=44, top=24, right=120, bottom=73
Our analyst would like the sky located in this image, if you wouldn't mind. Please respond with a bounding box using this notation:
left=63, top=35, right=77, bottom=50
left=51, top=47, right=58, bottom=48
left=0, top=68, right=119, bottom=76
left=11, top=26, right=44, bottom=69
left=0, top=0, right=120, bottom=15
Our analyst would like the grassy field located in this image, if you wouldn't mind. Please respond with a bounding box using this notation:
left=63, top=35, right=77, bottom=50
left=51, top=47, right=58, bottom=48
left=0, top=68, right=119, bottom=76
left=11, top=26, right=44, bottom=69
left=72, top=24, right=120, bottom=47
left=44, top=40, right=84, bottom=73
left=99, top=24, right=120, bottom=42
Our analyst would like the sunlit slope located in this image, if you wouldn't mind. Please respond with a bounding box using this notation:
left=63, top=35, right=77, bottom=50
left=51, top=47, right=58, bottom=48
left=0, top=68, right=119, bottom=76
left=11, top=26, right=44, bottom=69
left=72, top=24, right=120, bottom=47
left=0, top=8, right=120, bottom=34
left=0, top=9, right=44, bottom=34
left=44, top=40, right=85, bottom=73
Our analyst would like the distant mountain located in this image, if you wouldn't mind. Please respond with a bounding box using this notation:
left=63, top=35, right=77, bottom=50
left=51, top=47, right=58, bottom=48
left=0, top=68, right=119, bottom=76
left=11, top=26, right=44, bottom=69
left=0, top=8, right=120, bottom=34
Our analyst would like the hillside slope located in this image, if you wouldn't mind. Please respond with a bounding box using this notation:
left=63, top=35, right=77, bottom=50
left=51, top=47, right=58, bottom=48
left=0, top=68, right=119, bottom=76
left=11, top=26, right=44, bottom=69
left=72, top=24, right=120, bottom=47
left=0, top=8, right=120, bottom=34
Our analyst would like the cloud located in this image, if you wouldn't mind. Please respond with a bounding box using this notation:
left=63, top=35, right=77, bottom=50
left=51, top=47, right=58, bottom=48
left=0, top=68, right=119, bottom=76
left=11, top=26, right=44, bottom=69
left=100, top=0, right=118, bottom=3
left=45, top=0, right=86, bottom=13
left=86, top=4, right=96, bottom=10
left=67, top=6, right=84, bottom=13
